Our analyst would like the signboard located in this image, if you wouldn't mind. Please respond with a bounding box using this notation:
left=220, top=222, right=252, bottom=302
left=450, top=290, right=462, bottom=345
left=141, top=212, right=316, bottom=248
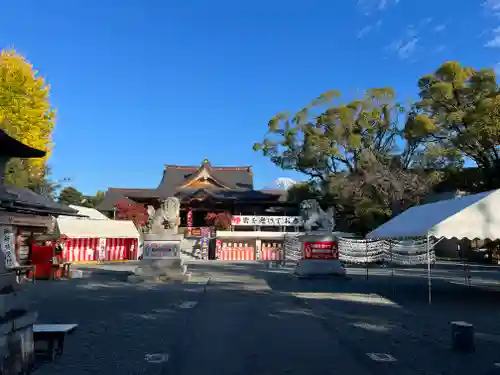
left=303, top=241, right=338, bottom=260
left=187, top=227, right=214, bottom=237
left=0, top=225, right=17, bottom=269
left=143, top=240, right=180, bottom=259
left=231, top=215, right=303, bottom=227
left=98, top=238, right=106, bottom=262
left=0, top=212, right=52, bottom=228
left=189, top=227, right=202, bottom=237
left=200, top=234, right=210, bottom=260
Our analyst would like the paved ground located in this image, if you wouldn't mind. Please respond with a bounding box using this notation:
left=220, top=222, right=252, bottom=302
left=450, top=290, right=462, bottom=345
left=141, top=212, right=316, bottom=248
left=28, top=261, right=500, bottom=375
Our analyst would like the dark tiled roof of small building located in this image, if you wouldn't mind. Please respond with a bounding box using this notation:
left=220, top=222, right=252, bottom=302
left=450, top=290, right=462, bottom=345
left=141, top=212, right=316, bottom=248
left=1, top=185, right=77, bottom=216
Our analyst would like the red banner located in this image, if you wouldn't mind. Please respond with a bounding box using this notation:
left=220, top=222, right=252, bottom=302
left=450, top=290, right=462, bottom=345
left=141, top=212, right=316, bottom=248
left=303, top=241, right=338, bottom=260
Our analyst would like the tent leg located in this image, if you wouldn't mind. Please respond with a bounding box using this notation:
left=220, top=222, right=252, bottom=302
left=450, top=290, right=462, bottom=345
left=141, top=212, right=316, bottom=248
left=365, top=241, right=368, bottom=280
left=390, top=240, right=395, bottom=293
left=427, top=235, right=432, bottom=305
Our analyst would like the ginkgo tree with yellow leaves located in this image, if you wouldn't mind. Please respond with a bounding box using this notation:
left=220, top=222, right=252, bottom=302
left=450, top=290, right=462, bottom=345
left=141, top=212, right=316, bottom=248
left=0, top=49, right=56, bottom=189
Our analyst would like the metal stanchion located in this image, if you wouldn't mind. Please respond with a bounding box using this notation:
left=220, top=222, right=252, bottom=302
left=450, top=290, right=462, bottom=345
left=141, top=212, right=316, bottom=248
left=365, top=240, right=369, bottom=280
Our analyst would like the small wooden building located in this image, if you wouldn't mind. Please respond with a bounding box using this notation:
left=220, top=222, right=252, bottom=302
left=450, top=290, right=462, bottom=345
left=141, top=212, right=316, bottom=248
left=0, top=128, right=77, bottom=373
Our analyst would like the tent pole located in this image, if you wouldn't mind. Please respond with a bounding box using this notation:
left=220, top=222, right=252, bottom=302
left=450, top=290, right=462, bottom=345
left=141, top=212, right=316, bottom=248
left=390, top=240, right=394, bottom=293
left=365, top=240, right=368, bottom=280
left=390, top=240, right=394, bottom=276
left=427, top=234, right=432, bottom=305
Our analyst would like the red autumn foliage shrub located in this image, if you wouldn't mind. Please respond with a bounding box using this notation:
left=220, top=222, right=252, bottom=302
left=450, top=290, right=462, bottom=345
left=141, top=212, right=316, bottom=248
left=114, top=199, right=148, bottom=229
left=205, top=212, right=232, bottom=230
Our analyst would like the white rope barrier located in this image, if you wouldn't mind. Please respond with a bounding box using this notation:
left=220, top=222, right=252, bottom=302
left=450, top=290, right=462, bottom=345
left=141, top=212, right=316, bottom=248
left=283, top=235, right=435, bottom=266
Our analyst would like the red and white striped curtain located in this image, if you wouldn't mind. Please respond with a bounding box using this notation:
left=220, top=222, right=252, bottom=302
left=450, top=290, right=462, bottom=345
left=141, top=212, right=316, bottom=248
left=63, top=237, right=139, bottom=263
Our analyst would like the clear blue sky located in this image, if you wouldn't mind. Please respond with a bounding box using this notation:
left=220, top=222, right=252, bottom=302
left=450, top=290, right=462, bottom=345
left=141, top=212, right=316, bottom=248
left=1, top=0, right=499, bottom=194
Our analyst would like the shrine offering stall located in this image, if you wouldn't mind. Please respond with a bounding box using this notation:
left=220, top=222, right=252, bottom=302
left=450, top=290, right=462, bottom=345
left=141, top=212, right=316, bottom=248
left=0, top=128, right=81, bottom=372
left=56, top=217, right=140, bottom=263
left=216, top=231, right=291, bottom=261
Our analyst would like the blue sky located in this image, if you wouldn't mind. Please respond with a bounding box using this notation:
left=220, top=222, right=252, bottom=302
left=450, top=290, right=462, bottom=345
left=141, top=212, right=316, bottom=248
left=1, top=0, right=499, bottom=194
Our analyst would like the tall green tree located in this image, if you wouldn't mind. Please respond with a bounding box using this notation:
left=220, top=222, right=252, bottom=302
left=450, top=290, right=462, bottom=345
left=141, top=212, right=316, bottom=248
left=80, top=191, right=105, bottom=208
left=406, top=61, right=498, bottom=179
left=58, top=186, right=84, bottom=206
left=5, top=161, right=67, bottom=199
left=254, top=88, right=434, bottom=233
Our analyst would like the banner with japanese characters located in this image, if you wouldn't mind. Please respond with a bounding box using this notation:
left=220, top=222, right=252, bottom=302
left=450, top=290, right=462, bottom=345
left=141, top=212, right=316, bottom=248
left=0, top=225, right=17, bottom=269
left=231, top=215, right=303, bottom=227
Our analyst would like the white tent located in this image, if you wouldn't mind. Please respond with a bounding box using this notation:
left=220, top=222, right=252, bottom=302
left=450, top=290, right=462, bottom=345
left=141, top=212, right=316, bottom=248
left=66, top=205, right=110, bottom=220
left=56, top=217, right=139, bottom=239
left=366, top=189, right=500, bottom=304
left=366, top=189, right=500, bottom=240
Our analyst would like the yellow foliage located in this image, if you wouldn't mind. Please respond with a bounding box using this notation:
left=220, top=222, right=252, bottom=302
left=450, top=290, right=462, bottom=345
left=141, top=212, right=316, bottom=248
left=0, top=49, right=55, bottom=177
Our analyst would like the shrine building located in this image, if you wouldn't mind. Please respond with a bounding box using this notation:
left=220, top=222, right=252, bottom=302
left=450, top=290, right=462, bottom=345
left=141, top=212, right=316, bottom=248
left=97, top=159, right=300, bottom=232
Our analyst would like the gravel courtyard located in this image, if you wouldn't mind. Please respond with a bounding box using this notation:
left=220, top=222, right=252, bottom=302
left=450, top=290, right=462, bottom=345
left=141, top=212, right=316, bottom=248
left=25, top=261, right=500, bottom=375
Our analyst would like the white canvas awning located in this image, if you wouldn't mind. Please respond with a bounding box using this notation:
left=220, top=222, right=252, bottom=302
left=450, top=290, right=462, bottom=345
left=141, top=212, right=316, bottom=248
left=67, top=205, right=110, bottom=220
left=366, top=189, right=500, bottom=240
left=56, top=217, right=139, bottom=239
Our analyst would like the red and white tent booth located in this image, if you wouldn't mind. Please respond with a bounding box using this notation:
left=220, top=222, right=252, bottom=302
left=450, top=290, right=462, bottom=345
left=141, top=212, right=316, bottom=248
left=56, top=217, right=141, bottom=263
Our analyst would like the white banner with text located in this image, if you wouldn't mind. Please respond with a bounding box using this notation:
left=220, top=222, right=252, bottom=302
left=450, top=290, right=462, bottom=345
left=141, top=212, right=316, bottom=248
left=231, top=215, right=303, bottom=227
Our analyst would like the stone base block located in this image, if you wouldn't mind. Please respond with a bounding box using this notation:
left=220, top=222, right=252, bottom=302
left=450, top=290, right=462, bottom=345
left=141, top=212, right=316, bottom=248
left=131, top=258, right=185, bottom=283
left=294, top=259, right=346, bottom=278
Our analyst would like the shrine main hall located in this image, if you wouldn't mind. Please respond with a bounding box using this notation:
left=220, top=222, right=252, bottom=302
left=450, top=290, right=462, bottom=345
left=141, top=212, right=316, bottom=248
left=96, top=159, right=298, bottom=230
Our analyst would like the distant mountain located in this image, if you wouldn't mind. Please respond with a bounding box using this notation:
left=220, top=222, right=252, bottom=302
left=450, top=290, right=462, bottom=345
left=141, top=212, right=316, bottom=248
left=262, top=178, right=297, bottom=190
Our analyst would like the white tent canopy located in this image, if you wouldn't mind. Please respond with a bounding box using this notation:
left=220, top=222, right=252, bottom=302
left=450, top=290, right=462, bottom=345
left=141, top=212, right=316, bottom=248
left=367, top=189, right=500, bottom=240
left=67, top=205, right=110, bottom=220
left=56, top=217, right=139, bottom=239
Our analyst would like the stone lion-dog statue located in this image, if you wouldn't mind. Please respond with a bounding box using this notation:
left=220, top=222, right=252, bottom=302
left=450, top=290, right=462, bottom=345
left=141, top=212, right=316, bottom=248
left=299, top=199, right=335, bottom=232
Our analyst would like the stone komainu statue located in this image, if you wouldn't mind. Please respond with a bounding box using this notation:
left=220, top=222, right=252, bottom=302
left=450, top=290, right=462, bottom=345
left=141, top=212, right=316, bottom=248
left=299, top=199, right=335, bottom=232
left=164, top=197, right=181, bottom=230
left=145, top=197, right=180, bottom=234
left=146, top=204, right=166, bottom=234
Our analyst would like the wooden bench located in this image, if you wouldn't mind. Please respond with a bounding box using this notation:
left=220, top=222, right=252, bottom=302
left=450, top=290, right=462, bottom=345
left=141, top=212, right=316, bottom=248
left=33, top=324, right=78, bottom=360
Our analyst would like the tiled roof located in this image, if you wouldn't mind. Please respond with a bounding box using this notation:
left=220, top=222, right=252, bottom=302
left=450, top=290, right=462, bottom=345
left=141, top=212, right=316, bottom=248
left=97, top=160, right=265, bottom=211
left=96, top=188, right=157, bottom=211
left=175, top=188, right=283, bottom=201
left=156, top=164, right=254, bottom=196
left=1, top=185, right=77, bottom=216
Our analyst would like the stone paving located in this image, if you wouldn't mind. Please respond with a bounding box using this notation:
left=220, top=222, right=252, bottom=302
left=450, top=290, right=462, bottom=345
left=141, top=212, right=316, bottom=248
left=25, top=261, right=500, bottom=375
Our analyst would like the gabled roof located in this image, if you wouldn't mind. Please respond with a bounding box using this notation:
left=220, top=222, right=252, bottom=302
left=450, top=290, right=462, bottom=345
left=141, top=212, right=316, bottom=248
left=367, top=189, right=500, bottom=240
left=156, top=159, right=254, bottom=196
left=96, top=159, right=286, bottom=210
left=176, top=188, right=285, bottom=202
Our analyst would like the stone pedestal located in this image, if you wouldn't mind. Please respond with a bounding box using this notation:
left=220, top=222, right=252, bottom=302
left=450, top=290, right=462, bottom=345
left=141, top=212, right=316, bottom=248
left=0, top=274, right=37, bottom=374
left=132, top=232, right=186, bottom=282
left=294, top=232, right=346, bottom=278
left=451, top=321, right=475, bottom=353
